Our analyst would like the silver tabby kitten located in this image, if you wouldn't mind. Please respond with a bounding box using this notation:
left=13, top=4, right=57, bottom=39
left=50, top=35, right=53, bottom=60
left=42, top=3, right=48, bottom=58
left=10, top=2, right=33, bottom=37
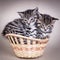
left=18, top=7, right=41, bottom=38
left=2, top=7, right=41, bottom=38
left=36, top=14, right=59, bottom=39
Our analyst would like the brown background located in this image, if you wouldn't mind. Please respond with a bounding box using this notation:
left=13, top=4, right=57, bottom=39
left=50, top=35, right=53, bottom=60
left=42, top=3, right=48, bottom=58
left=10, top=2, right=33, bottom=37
left=0, top=0, right=60, bottom=60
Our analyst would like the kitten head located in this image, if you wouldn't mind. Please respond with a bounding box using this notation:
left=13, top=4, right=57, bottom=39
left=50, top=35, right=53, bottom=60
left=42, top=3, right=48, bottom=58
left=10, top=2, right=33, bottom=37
left=18, top=7, right=41, bottom=25
left=37, top=14, right=59, bottom=33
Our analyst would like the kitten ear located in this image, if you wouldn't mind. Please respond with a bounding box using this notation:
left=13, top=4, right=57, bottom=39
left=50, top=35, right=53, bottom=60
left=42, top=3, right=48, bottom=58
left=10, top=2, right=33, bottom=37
left=52, top=17, right=59, bottom=24
left=33, top=7, right=38, bottom=14
left=52, top=17, right=59, bottom=20
left=17, top=12, right=24, bottom=18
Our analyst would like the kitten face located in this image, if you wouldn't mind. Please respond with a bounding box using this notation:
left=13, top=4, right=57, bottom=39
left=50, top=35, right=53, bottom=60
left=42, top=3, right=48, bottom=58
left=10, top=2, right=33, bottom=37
left=37, top=14, right=58, bottom=33
left=18, top=7, right=41, bottom=26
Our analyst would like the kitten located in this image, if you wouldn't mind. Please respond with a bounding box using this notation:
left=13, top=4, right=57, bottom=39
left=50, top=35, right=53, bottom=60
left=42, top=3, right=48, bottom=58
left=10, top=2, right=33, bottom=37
left=2, top=7, right=41, bottom=38
left=18, top=7, right=41, bottom=38
left=36, top=14, right=59, bottom=39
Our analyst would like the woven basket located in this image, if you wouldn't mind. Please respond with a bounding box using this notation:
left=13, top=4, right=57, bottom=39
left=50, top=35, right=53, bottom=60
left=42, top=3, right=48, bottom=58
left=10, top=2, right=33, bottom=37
left=5, top=33, right=48, bottom=58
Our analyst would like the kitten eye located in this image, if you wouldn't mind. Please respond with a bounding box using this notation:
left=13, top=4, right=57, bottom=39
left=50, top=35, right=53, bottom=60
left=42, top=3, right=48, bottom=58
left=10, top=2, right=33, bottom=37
left=47, top=26, right=50, bottom=28
left=24, top=20, right=27, bottom=22
left=51, top=25, right=53, bottom=27
left=31, top=19, right=33, bottom=20
left=48, top=26, right=50, bottom=27
left=31, top=19, right=34, bottom=22
left=47, top=26, right=51, bottom=29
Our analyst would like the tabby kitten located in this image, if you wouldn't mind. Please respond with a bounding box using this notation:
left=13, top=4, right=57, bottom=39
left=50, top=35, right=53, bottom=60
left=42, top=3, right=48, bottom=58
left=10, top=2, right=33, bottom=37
left=36, top=14, right=59, bottom=39
left=17, top=7, right=42, bottom=38
left=2, top=7, right=41, bottom=38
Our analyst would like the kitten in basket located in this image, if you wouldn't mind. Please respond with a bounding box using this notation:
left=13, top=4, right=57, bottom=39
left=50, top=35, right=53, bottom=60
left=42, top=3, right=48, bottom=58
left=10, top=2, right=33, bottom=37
left=2, top=7, right=58, bottom=39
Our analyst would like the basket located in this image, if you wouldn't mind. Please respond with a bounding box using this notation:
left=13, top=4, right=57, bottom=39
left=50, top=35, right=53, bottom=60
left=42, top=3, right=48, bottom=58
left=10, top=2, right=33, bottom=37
left=5, top=33, right=48, bottom=58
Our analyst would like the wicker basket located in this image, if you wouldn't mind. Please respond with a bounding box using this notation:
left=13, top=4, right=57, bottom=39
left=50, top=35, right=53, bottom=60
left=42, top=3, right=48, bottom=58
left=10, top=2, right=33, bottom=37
left=5, top=33, right=48, bottom=58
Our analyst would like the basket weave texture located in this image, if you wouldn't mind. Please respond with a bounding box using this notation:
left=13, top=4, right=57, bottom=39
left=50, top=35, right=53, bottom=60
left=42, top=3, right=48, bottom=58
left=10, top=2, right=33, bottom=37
left=5, top=33, right=48, bottom=58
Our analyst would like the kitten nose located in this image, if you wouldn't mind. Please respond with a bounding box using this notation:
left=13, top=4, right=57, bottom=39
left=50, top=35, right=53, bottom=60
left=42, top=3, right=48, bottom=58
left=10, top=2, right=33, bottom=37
left=28, top=21, right=30, bottom=25
left=45, top=29, right=46, bottom=31
left=28, top=23, right=30, bottom=25
left=27, top=27, right=31, bottom=30
left=44, top=28, right=47, bottom=31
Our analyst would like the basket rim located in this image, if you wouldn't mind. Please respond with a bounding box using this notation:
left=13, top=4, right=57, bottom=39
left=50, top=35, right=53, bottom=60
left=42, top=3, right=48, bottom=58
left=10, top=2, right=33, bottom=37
left=5, top=33, right=48, bottom=42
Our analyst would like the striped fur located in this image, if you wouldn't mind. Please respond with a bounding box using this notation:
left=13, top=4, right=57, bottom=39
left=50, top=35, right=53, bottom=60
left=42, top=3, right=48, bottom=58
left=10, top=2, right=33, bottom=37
left=2, top=7, right=40, bottom=38
left=36, top=14, right=58, bottom=39
left=2, top=7, right=58, bottom=39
